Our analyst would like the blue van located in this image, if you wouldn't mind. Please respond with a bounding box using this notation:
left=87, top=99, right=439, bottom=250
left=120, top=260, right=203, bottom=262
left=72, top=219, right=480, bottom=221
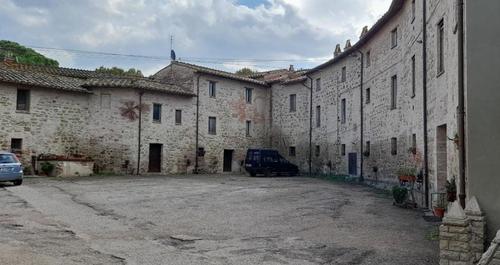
left=244, top=149, right=299, bottom=177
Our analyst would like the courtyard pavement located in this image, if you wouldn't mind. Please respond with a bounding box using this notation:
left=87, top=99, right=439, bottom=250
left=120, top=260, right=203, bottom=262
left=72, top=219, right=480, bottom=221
left=0, top=174, right=438, bottom=264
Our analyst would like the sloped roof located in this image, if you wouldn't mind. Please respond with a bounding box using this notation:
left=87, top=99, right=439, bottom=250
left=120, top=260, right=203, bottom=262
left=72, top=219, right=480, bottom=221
left=0, top=62, right=90, bottom=92
left=83, top=76, right=195, bottom=96
left=170, top=61, right=269, bottom=86
left=0, top=61, right=194, bottom=96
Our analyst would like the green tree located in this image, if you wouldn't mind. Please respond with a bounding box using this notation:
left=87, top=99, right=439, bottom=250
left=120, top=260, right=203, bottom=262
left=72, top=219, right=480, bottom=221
left=0, top=40, right=59, bottom=66
left=235, top=67, right=257, bottom=77
left=95, top=66, right=144, bottom=77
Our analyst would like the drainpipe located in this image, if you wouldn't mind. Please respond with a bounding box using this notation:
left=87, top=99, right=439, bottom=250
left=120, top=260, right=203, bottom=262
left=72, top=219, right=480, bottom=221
left=457, top=0, right=466, bottom=208
left=422, top=0, right=430, bottom=208
left=136, top=90, right=144, bottom=175
left=356, top=51, right=364, bottom=182
left=304, top=75, right=313, bottom=177
left=194, top=74, right=201, bottom=174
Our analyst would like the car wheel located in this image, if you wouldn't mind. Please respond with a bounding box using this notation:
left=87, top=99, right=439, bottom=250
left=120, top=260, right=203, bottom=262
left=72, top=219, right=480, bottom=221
left=264, top=169, right=271, bottom=177
left=250, top=172, right=257, bottom=177
left=12, top=179, right=22, bottom=186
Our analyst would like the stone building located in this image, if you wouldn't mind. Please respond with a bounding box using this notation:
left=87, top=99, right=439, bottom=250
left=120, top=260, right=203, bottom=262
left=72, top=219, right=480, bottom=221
left=1, top=0, right=500, bottom=250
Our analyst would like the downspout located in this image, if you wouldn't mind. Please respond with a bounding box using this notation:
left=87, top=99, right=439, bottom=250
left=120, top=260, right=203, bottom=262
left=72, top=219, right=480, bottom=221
left=457, top=0, right=466, bottom=208
left=356, top=51, right=364, bottom=182
left=304, top=75, right=313, bottom=177
left=422, top=0, right=430, bottom=208
left=136, top=90, right=144, bottom=175
left=194, top=74, right=201, bottom=174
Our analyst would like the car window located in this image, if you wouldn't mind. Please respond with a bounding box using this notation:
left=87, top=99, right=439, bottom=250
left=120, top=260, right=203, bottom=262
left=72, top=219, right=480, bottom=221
left=0, top=154, right=18, bottom=164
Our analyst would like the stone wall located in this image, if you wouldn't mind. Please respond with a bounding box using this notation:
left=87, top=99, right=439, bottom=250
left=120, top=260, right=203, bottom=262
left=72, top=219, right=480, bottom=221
left=0, top=82, right=90, bottom=172
left=439, top=197, right=486, bottom=265
left=270, top=82, right=310, bottom=172
left=196, top=73, right=271, bottom=173
left=271, top=0, right=460, bottom=204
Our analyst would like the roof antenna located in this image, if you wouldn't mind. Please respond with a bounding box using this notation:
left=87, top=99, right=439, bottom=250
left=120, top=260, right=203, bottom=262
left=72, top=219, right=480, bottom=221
left=170, top=35, right=176, bottom=62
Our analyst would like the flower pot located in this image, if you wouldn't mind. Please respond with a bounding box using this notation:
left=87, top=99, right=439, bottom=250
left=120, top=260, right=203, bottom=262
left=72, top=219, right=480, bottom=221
left=433, top=207, right=446, bottom=218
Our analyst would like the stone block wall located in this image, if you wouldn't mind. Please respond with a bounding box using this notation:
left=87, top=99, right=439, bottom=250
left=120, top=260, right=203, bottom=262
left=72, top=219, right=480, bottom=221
left=439, top=198, right=487, bottom=265
left=196, top=74, right=271, bottom=173
left=270, top=82, right=310, bottom=172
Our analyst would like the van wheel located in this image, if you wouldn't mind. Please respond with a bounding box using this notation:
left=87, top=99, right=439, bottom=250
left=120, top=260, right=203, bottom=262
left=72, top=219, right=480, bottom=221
left=12, top=179, right=22, bottom=186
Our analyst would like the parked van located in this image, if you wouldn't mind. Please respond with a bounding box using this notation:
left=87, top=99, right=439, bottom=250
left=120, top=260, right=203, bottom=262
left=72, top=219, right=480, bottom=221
left=244, top=149, right=299, bottom=177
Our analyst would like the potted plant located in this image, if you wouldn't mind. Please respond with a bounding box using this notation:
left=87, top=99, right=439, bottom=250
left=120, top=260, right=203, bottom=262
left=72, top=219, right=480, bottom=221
left=432, top=192, right=447, bottom=218
left=392, top=185, right=408, bottom=205
left=41, top=162, right=54, bottom=176
left=396, top=167, right=417, bottom=182
left=446, top=177, right=457, bottom=202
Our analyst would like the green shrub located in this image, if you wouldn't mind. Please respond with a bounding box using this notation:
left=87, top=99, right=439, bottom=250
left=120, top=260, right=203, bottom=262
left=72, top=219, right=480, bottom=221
left=41, top=162, right=54, bottom=175
left=392, top=186, right=408, bottom=204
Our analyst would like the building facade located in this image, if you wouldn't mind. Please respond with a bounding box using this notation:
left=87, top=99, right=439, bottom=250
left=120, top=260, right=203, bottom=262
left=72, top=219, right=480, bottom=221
left=1, top=0, right=499, bottom=242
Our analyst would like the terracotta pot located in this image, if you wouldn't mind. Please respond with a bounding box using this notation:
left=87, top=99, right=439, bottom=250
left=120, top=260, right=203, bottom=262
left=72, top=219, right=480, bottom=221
left=433, top=207, right=446, bottom=218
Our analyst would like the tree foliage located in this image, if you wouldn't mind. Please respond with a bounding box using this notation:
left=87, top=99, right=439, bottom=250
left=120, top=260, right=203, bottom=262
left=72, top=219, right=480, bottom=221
left=235, top=67, right=257, bottom=77
left=0, top=40, right=59, bottom=66
left=95, top=66, right=144, bottom=77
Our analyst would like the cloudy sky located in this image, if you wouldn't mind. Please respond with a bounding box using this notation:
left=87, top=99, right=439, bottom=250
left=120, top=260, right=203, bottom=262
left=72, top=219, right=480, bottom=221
left=0, top=0, right=391, bottom=75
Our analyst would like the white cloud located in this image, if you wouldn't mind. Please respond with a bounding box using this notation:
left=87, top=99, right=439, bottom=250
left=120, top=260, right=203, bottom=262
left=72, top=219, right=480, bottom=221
left=0, top=0, right=392, bottom=73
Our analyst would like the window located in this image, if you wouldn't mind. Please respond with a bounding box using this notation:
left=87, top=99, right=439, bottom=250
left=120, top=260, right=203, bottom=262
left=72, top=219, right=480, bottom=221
left=209, top=81, right=216, bottom=98
left=341, top=144, right=346, bottom=156
left=315, top=145, right=320, bottom=157
left=11, top=138, right=22, bottom=153
left=316, top=78, right=321, bottom=91
left=175, top=109, right=182, bottom=125
left=365, top=88, right=370, bottom=104
left=411, top=133, right=417, bottom=154
left=100, top=93, right=111, bottom=109
left=437, top=19, right=445, bottom=75
left=153, top=103, right=162, bottom=122
left=391, top=27, right=398, bottom=48
left=16, top=89, right=30, bottom=111
left=208, top=117, right=216, bottom=135
left=366, top=50, right=371, bottom=67
left=341, top=98, right=346, bottom=123
left=289, top=146, right=296, bottom=157
left=316, top=105, right=321, bottom=127
left=391, top=137, right=398, bottom=155
left=289, top=94, right=296, bottom=112
left=365, top=141, right=370, bottom=156
left=411, top=0, right=416, bottom=22
left=246, top=120, right=251, bottom=137
left=411, top=55, right=416, bottom=97
left=245, top=87, right=253, bottom=104
left=341, top=66, right=347, bottom=82
left=391, top=75, right=397, bottom=110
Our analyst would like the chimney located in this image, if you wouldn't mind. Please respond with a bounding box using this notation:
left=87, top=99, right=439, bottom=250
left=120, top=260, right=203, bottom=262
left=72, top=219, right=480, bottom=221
left=289, top=64, right=294, bottom=71
left=344, top=39, right=352, bottom=50
left=3, top=52, right=16, bottom=64
left=334, top=44, right=342, bottom=57
left=360, top=26, right=369, bottom=38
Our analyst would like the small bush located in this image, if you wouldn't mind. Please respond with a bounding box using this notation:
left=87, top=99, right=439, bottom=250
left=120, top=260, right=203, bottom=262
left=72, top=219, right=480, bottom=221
left=41, top=162, right=54, bottom=175
left=392, top=186, right=408, bottom=204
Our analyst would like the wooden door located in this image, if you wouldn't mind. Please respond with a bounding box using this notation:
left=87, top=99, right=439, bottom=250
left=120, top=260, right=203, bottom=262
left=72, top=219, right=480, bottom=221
left=148, top=144, right=162, bottom=173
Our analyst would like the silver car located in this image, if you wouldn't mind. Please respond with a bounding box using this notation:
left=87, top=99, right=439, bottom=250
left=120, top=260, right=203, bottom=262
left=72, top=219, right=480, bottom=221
left=0, top=151, right=23, bottom=186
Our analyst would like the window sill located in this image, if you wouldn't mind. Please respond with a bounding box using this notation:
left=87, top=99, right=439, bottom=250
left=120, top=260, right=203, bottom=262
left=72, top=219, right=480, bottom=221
left=175, top=123, right=182, bottom=126
left=15, top=110, right=30, bottom=114
left=153, top=120, right=161, bottom=124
